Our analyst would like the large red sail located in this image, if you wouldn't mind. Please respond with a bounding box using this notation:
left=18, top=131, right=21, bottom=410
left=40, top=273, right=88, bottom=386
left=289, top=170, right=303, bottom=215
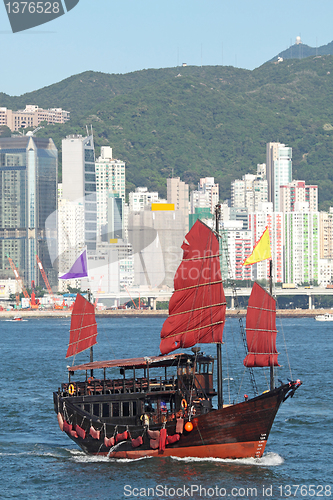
left=160, top=220, right=226, bottom=355
left=243, top=282, right=279, bottom=367
left=66, top=294, right=98, bottom=358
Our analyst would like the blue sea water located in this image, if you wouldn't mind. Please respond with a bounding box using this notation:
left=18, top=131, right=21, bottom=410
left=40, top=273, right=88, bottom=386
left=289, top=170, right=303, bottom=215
left=0, top=316, right=332, bottom=500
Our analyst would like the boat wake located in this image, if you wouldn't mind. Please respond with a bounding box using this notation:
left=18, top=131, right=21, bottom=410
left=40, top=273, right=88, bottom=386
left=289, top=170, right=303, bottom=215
left=65, top=449, right=284, bottom=466
left=68, top=449, right=154, bottom=463
left=170, top=452, right=284, bottom=467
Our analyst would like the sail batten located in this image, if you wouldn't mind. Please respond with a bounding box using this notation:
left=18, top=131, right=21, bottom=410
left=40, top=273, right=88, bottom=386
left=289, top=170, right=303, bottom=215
left=160, top=220, right=226, bottom=355
left=66, top=294, right=98, bottom=358
left=244, top=282, right=279, bottom=368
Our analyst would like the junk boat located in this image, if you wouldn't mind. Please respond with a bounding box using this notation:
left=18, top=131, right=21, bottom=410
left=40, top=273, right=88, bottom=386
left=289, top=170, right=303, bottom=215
left=53, top=216, right=301, bottom=459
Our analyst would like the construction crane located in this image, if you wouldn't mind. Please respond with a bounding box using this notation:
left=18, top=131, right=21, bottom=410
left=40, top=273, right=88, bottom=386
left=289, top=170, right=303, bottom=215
left=35, top=254, right=59, bottom=309
left=7, top=255, right=30, bottom=306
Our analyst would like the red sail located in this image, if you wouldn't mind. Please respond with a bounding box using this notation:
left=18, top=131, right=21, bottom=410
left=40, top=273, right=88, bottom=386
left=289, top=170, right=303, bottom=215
left=66, top=294, right=98, bottom=358
left=243, top=282, right=279, bottom=367
left=160, top=220, right=226, bottom=355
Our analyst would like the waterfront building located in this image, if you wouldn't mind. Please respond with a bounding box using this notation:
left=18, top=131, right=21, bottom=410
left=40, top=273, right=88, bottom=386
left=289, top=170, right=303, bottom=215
left=0, top=135, right=58, bottom=288
left=284, top=211, right=319, bottom=285
left=62, top=134, right=97, bottom=251
left=266, top=142, right=292, bottom=211
left=0, top=105, right=70, bottom=131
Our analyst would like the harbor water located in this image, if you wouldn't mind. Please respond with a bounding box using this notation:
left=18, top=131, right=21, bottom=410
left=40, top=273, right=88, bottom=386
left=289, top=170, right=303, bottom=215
left=0, top=316, right=332, bottom=499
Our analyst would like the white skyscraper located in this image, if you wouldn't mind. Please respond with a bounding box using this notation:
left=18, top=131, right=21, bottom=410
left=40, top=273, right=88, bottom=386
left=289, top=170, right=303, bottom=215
left=95, top=146, right=125, bottom=240
left=266, top=142, right=292, bottom=211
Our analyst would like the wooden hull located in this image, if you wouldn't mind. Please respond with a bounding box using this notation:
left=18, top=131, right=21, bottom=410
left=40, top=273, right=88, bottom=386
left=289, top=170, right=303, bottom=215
left=54, top=383, right=297, bottom=459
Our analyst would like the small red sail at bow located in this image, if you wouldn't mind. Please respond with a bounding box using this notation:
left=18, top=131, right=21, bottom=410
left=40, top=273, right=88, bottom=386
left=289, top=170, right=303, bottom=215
left=244, top=282, right=279, bottom=367
left=160, top=220, right=226, bottom=355
left=66, top=294, right=98, bottom=358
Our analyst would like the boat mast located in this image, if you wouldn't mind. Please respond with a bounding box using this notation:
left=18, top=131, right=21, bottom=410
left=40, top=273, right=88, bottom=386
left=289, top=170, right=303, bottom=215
left=88, top=289, right=94, bottom=378
left=269, top=260, right=274, bottom=390
left=215, top=204, right=223, bottom=409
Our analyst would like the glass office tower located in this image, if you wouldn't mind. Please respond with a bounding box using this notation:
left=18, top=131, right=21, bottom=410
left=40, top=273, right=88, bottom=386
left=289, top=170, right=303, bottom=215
left=0, top=136, right=58, bottom=288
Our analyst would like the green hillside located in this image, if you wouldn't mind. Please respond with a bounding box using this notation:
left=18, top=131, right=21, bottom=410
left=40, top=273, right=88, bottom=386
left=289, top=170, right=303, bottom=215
left=2, top=57, right=333, bottom=208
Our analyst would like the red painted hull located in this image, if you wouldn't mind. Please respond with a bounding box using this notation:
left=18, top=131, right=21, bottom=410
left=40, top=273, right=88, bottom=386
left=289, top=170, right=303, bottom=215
left=99, top=440, right=267, bottom=460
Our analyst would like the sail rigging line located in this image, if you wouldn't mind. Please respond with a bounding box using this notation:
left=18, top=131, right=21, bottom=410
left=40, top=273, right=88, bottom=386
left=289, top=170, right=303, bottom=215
left=276, top=310, right=293, bottom=380
left=182, top=253, right=220, bottom=261
left=244, top=282, right=279, bottom=369
left=70, top=299, right=87, bottom=367
left=222, top=331, right=232, bottom=405
left=168, top=302, right=227, bottom=317
left=174, top=280, right=224, bottom=292
left=172, top=223, right=223, bottom=349
left=233, top=288, right=259, bottom=396
left=217, top=219, right=259, bottom=396
left=163, top=320, right=225, bottom=339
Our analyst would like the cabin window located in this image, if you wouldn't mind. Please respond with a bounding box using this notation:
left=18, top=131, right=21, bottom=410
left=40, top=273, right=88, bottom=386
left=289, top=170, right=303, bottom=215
left=132, top=401, right=137, bottom=416
left=112, top=402, right=119, bottom=417
left=123, top=402, right=130, bottom=417
left=84, top=404, right=90, bottom=413
left=93, top=403, right=100, bottom=417
left=102, top=403, right=110, bottom=418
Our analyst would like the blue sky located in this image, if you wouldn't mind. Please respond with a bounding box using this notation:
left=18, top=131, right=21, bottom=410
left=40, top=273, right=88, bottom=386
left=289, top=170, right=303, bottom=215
left=1, top=0, right=333, bottom=96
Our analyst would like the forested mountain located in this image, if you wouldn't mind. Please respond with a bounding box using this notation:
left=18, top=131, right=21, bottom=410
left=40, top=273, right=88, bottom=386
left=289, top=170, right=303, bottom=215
left=2, top=56, right=333, bottom=208
left=271, top=40, right=333, bottom=62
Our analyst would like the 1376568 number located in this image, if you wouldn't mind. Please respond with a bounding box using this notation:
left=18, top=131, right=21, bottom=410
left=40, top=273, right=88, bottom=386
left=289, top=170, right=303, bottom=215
left=5, top=2, right=60, bottom=14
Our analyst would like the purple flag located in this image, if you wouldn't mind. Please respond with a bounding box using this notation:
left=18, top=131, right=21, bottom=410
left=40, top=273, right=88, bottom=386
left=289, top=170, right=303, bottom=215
left=59, top=249, right=88, bottom=280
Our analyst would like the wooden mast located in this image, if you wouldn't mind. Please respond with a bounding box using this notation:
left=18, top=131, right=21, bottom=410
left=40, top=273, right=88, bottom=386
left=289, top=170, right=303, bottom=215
left=269, top=260, right=274, bottom=390
left=88, top=288, right=94, bottom=378
left=215, top=204, right=223, bottom=409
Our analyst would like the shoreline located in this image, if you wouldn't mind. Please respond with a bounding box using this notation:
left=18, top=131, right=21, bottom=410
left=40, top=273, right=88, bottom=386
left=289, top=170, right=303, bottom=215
left=0, top=308, right=331, bottom=319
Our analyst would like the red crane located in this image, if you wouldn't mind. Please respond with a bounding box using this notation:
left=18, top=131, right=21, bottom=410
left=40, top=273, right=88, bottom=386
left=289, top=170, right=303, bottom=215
left=7, top=255, right=30, bottom=306
left=35, top=254, right=59, bottom=308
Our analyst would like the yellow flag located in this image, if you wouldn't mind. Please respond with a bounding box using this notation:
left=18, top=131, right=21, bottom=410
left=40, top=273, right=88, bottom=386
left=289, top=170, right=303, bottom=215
left=243, top=227, right=271, bottom=266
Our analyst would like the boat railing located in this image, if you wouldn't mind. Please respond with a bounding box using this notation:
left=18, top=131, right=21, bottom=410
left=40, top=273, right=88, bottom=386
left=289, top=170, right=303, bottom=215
left=62, top=375, right=177, bottom=397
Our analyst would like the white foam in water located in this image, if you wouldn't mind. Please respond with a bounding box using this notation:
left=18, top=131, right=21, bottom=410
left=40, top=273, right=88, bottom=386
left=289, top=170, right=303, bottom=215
left=170, top=452, right=284, bottom=466
left=66, top=448, right=283, bottom=466
left=68, top=449, right=153, bottom=464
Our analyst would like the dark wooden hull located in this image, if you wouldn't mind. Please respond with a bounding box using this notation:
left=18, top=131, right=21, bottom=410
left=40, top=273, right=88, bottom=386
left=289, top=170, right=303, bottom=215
left=54, top=382, right=298, bottom=459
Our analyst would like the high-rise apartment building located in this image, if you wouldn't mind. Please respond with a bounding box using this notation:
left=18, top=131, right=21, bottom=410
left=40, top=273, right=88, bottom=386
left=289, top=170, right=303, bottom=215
left=62, top=134, right=96, bottom=251
left=167, top=177, right=189, bottom=231
left=280, top=180, right=318, bottom=212
left=284, top=211, right=319, bottom=284
left=0, top=105, right=70, bottom=131
left=129, top=187, right=159, bottom=212
left=266, top=142, right=292, bottom=211
left=95, top=146, right=125, bottom=240
left=231, top=165, right=268, bottom=212
left=57, top=198, right=85, bottom=291
left=0, top=135, right=58, bottom=287
left=248, top=208, right=283, bottom=283
left=190, top=177, right=219, bottom=214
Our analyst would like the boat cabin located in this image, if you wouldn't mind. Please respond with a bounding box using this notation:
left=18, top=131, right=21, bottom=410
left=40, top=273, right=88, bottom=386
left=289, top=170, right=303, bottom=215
left=56, top=351, right=216, bottom=426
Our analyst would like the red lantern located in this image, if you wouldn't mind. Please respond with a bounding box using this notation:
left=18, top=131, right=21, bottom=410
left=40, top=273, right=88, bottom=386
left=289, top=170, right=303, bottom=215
left=184, top=421, right=193, bottom=432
